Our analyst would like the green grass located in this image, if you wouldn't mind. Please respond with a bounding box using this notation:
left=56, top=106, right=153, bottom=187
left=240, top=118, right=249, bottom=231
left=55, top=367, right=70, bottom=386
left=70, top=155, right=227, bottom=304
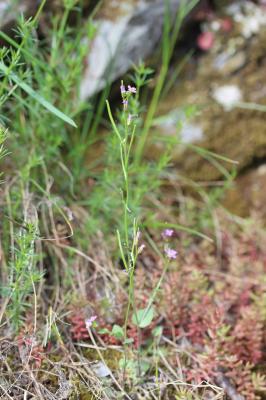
left=0, top=0, right=197, bottom=341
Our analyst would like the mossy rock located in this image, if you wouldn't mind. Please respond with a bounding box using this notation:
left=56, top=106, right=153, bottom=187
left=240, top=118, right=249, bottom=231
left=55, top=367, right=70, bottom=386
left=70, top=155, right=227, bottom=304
left=179, top=108, right=266, bottom=181
left=223, top=165, right=266, bottom=221
left=155, top=27, right=266, bottom=181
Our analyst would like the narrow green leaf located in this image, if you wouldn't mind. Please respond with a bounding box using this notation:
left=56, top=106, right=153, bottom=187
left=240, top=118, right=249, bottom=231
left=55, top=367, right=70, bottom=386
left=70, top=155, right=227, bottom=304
left=0, top=61, right=77, bottom=127
left=146, top=220, right=213, bottom=242
left=236, top=101, right=266, bottom=112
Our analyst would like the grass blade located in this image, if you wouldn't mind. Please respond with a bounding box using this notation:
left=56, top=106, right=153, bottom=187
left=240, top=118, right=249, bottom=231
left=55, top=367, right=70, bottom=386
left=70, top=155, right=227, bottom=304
left=145, top=219, right=213, bottom=242
left=0, top=61, right=77, bottom=127
left=236, top=101, right=266, bottom=112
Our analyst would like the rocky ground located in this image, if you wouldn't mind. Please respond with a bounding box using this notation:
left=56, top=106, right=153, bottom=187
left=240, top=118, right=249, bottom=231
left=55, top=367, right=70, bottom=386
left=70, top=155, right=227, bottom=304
left=149, top=0, right=266, bottom=220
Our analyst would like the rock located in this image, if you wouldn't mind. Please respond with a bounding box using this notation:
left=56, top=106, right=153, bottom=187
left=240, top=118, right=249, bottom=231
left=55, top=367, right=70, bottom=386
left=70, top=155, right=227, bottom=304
left=180, top=109, right=266, bottom=181
left=226, top=1, right=266, bottom=39
left=213, top=50, right=246, bottom=75
left=223, top=164, right=266, bottom=222
left=154, top=108, right=204, bottom=143
left=0, top=0, right=36, bottom=30
left=91, top=361, right=111, bottom=378
left=80, top=0, right=182, bottom=99
left=212, top=84, right=242, bottom=111
left=150, top=8, right=266, bottom=182
left=180, top=122, right=204, bottom=143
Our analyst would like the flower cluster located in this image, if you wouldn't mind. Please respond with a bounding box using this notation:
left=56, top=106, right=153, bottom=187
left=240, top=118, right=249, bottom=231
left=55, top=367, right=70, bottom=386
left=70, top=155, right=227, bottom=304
left=85, top=315, right=97, bottom=330
left=161, top=228, right=178, bottom=260
left=120, top=81, right=137, bottom=111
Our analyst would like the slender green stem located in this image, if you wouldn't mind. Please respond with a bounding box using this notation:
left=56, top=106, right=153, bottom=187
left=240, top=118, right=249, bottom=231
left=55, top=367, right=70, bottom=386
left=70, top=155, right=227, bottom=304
left=106, top=100, right=122, bottom=141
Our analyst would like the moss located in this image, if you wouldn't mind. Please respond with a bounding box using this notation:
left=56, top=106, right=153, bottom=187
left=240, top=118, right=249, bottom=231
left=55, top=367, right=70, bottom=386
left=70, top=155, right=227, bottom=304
left=70, top=385, right=96, bottom=400
left=83, top=348, right=123, bottom=370
left=69, top=379, right=98, bottom=400
left=69, top=348, right=124, bottom=399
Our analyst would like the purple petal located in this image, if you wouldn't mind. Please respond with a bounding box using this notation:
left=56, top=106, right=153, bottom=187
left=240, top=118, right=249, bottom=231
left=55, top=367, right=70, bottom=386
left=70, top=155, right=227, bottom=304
left=164, top=247, right=178, bottom=260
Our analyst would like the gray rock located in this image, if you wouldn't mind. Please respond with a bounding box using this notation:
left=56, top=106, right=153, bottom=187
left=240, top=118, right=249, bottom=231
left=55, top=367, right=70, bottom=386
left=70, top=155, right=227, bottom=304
left=80, top=0, right=181, bottom=99
left=91, top=361, right=111, bottom=378
left=180, top=122, right=204, bottom=143
left=213, top=50, right=246, bottom=75
left=154, top=109, right=204, bottom=143
left=0, top=0, right=35, bottom=29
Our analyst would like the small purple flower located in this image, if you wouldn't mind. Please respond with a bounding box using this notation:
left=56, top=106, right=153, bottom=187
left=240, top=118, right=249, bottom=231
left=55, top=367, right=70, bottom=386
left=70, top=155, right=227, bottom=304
left=85, top=315, right=97, bottom=330
left=128, top=85, right=137, bottom=94
left=164, top=247, right=178, bottom=260
left=120, top=82, right=126, bottom=95
left=163, top=228, right=174, bottom=238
